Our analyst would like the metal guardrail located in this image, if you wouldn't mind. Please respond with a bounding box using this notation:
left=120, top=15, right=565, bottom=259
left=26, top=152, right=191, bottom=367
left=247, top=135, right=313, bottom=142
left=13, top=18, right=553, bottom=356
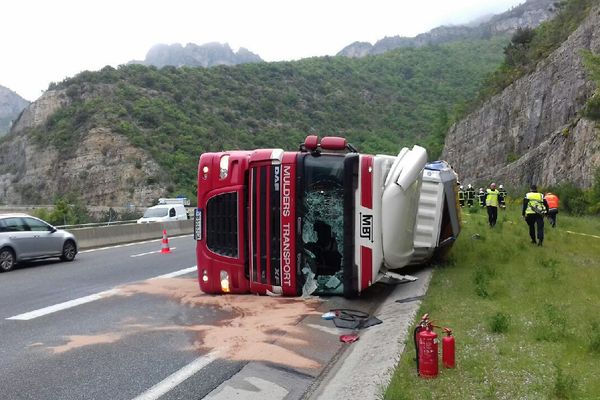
left=56, top=220, right=139, bottom=229
left=67, top=219, right=194, bottom=250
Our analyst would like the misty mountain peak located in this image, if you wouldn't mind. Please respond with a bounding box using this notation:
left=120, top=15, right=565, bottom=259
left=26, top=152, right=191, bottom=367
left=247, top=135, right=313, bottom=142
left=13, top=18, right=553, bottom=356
left=130, top=42, right=263, bottom=68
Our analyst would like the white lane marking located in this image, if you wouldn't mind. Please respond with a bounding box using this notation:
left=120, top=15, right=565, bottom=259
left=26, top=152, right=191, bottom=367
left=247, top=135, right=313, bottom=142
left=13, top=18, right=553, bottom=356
left=130, top=248, right=177, bottom=258
left=132, top=352, right=219, bottom=400
left=5, top=266, right=197, bottom=321
left=153, top=266, right=197, bottom=279
left=79, top=234, right=193, bottom=254
left=6, top=289, right=119, bottom=321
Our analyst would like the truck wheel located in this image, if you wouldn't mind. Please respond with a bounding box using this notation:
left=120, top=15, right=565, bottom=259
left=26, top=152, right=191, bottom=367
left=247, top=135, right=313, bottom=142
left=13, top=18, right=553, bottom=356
left=0, top=248, right=15, bottom=272
left=60, top=240, right=77, bottom=262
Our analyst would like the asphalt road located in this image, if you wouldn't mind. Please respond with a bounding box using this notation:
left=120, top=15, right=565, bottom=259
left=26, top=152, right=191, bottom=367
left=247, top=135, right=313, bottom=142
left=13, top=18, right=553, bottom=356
left=0, top=234, right=412, bottom=400
left=0, top=235, right=245, bottom=400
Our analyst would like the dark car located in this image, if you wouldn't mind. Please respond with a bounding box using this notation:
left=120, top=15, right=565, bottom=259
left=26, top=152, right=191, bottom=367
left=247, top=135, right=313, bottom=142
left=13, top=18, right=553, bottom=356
left=0, top=213, right=78, bottom=272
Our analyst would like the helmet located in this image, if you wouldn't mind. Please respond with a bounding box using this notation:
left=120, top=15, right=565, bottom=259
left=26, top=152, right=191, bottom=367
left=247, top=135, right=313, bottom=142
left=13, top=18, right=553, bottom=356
left=479, top=188, right=483, bottom=191
left=460, top=186, right=464, bottom=190
left=499, top=184, right=504, bottom=189
left=467, top=184, right=472, bottom=189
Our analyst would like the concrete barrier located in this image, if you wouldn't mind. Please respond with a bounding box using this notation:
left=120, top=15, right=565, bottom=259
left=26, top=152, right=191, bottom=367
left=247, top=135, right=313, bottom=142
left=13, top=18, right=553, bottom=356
left=71, top=220, right=194, bottom=250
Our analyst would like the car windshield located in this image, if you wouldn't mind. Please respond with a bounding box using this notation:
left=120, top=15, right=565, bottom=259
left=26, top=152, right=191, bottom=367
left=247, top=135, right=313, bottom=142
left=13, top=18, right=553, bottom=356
left=143, top=207, right=168, bottom=218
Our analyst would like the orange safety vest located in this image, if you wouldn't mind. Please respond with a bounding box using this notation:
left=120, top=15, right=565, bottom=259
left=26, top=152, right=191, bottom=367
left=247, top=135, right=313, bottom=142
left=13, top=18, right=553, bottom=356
left=545, top=193, right=559, bottom=209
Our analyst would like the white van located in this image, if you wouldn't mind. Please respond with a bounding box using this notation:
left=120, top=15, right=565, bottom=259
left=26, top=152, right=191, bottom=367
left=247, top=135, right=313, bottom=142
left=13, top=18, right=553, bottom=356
left=137, top=203, right=189, bottom=224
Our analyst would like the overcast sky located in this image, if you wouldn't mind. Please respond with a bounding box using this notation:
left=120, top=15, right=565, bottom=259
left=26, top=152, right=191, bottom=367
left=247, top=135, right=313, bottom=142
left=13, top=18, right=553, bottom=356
left=1, top=0, right=525, bottom=101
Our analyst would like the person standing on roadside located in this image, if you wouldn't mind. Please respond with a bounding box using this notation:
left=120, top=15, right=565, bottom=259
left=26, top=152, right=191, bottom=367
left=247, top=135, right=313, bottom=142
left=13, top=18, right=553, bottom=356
left=545, top=192, right=560, bottom=228
left=498, top=184, right=507, bottom=209
left=485, top=183, right=500, bottom=227
left=522, top=184, right=549, bottom=246
left=466, top=184, right=475, bottom=207
left=458, top=185, right=465, bottom=208
left=478, top=187, right=486, bottom=207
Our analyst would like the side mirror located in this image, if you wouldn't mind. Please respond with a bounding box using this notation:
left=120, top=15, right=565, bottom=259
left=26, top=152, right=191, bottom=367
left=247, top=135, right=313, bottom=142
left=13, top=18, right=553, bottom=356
left=302, top=135, right=319, bottom=151
left=320, top=136, right=347, bottom=151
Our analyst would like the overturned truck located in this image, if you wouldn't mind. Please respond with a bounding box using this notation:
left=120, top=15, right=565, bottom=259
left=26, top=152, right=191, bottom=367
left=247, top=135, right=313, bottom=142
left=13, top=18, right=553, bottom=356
left=194, top=135, right=460, bottom=298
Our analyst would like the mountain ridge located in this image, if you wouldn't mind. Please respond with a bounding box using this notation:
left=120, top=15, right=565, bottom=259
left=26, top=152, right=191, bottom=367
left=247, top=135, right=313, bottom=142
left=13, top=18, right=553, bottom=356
left=129, top=42, right=263, bottom=68
left=0, top=85, right=29, bottom=135
left=338, top=0, right=559, bottom=57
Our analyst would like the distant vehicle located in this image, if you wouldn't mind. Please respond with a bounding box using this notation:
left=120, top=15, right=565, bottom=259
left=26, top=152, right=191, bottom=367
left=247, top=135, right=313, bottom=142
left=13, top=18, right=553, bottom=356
left=0, top=213, right=78, bottom=272
left=136, top=199, right=189, bottom=224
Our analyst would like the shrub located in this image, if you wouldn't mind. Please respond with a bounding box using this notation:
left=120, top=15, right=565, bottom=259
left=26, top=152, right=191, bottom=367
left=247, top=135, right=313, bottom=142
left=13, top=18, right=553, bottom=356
left=589, top=321, right=600, bottom=353
left=553, top=364, right=578, bottom=399
left=489, top=312, right=510, bottom=333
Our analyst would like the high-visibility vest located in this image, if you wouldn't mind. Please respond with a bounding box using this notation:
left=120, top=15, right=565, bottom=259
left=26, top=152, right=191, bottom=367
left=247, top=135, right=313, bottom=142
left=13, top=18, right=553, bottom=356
left=525, top=192, right=544, bottom=215
left=458, top=190, right=465, bottom=200
left=486, top=189, right=499, bottom=207
left=545, top=193, right=559, bottom=209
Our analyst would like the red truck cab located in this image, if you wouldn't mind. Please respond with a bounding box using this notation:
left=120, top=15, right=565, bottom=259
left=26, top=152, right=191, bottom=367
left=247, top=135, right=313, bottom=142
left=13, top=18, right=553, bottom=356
left=195, top=135, right=460, bottom=298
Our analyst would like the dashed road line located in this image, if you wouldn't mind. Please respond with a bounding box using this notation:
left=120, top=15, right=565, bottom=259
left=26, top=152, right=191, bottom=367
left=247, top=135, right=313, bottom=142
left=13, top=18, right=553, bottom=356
left=130, top=248, right=177, bottom=257
left=5, top=266, right=197, bottom=321
left=132, top=352, right=219, bottom=400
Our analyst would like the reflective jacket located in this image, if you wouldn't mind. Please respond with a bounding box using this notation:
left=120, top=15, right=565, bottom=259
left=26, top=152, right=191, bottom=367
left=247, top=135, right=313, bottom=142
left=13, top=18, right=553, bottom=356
left=545, top=193, right=559, bottom=210
left=524, top=192, right=545, bottom=215
left=486, top=189, right=499, bottom=207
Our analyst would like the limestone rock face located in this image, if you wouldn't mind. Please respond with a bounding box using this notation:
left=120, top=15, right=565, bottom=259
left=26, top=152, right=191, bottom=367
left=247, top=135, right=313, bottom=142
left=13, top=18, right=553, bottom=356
left=441, top=7, right=600, bottom=188
left=10, top=90, right=70, bottom=132
left=0, top=90, right=164, bottom=206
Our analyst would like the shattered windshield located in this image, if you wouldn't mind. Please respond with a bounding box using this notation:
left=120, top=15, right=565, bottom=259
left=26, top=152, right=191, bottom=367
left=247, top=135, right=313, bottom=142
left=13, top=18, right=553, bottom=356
left=299, top=154, right=345, bottom=295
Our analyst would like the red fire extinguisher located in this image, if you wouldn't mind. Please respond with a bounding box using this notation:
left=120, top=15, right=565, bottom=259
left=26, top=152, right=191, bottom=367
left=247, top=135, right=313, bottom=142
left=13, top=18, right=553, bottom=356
left=442, top=327, right=455, bottom=369
left=414, top=314, right=439, bottom=378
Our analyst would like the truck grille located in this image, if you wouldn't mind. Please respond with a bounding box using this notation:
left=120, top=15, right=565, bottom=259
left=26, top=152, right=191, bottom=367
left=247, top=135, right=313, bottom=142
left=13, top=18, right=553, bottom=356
left=250, top=165, right=281, bottom=286
left=206, top=192, right=239, bottom=258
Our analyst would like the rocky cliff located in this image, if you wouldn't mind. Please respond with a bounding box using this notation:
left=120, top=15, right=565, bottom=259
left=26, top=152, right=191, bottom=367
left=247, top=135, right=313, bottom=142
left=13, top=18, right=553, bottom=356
left=338, top=0, right=558, bottom=58
left=441, top=6, right=600, bottom=189
left=0, top=89, right=164, bottom=206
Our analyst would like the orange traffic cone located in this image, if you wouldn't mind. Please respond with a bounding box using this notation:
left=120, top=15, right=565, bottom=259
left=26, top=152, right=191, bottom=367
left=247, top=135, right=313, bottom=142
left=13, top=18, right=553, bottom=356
left=160, top=229, right=171, bottom=254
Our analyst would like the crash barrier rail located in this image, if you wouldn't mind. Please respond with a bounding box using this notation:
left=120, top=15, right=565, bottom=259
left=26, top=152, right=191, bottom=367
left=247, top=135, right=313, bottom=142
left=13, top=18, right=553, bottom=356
left=68, top=220, right=194, bottom=250
left=56, top=220, right=139, bottom=229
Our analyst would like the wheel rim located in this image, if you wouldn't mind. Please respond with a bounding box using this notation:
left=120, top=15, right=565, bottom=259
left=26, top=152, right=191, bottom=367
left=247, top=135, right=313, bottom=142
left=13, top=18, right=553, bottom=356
left=63, top=242, right=76, bottom=260
left=0, top=250, right=14, bottom=271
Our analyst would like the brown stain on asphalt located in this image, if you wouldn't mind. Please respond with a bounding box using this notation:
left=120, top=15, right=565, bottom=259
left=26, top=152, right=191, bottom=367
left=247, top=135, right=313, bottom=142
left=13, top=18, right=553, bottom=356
left=49, top=333, right=122, bottom=353
left=44, top=276, right=323, bottom=370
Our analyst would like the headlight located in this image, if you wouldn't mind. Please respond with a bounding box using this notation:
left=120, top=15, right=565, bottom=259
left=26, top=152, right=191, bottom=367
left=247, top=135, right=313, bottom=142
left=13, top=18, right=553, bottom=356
left=219, top=155, right=230, bottom=180
left=202, top=269, right=209, bottom=283
left=220, top=270, right=230, bottom=293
